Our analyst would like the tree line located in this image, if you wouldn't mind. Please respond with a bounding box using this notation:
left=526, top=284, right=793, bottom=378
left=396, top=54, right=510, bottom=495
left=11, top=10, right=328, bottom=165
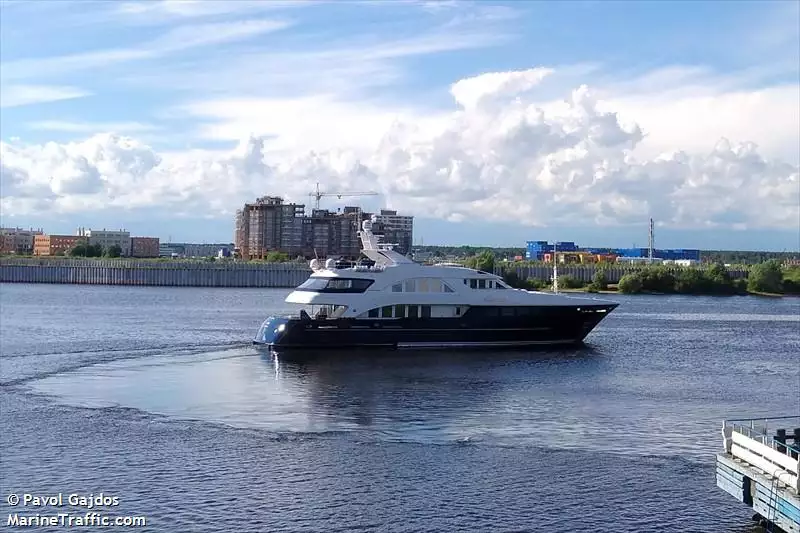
left=617, top=261, right=799, bottom=295
left=418, top=245, right=798, bottom=265
left=69, top=243, right=122, bottom=258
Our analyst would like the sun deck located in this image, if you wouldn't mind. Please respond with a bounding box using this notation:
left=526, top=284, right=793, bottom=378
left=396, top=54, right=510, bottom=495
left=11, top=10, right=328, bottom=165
left=716, top=416, right=800, bottom=533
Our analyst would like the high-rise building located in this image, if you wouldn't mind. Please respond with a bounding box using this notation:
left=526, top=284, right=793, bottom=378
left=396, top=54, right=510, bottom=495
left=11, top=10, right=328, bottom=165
left=235, top=196, right=306, bottom=260
left=233, top=197, right=411, bottom=259
left=373, top=209, right=414, bottom=255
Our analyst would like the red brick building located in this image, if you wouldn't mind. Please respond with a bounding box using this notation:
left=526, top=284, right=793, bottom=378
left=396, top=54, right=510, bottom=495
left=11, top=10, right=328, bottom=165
left=33, top=235, right=83, bottom=256
left=131, top=237, right=160, bottom=258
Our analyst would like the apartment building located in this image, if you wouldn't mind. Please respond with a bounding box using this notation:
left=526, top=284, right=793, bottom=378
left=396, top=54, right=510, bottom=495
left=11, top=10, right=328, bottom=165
left=0, top=227, right=43, bottom=255
left=33, top=235, right=84, bottom=256
left=373, top=209, right=414, bottom=255
left=234, top=197, right=402, bottom=259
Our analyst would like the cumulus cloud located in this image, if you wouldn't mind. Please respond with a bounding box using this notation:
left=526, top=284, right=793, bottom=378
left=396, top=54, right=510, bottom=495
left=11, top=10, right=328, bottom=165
left=1, top=70, right=798, bottom=231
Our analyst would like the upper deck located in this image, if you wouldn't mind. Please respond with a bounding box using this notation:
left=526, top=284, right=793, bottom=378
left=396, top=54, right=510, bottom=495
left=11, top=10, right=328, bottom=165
left=716, top=415, right=800, bottom=533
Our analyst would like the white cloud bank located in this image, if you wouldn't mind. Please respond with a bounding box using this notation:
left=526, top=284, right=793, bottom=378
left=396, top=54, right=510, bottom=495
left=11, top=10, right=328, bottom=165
left=2, top=69, right=798, bottom=230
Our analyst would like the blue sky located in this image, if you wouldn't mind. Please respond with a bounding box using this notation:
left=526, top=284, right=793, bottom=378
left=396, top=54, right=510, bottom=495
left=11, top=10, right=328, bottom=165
left=1, top=0, right=798, bottom=251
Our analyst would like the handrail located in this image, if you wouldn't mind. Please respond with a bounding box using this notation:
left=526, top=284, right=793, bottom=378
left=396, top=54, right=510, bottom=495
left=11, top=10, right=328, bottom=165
left=728, top=423, right=800, bottom=455
left=724, top=415, right=800, bottom=423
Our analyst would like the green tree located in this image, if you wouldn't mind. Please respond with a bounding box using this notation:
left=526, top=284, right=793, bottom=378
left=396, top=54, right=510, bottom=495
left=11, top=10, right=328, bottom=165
left=618, top=272, right=644, bottom=294
left=639, top=266, right=676, bottom=293
left=587, top=269, right=608, bottom=292
left=104, top=244, right=122, bottom=258
left=465, top=250, right=495, bottom=272
left=265, top=251, right=289, bottom=263
left=69, top=244, right=87, bottom=257
left=502, top=268, right=522, bottom=288
left=748, top=260, right=784, bottom=293
left=557, top=274, right=583, bottom=289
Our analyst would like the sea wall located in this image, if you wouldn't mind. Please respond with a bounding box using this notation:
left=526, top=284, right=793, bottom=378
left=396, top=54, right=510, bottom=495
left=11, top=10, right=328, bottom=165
left=0, top=258, right=312, bottom=288
left=0, top=258, right=749, bottom=287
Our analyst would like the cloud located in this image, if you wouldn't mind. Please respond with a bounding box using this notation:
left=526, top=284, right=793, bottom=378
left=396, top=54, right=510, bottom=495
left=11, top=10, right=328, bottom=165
left=2, top=71, right=798, bottom=231
left=0, top=19, right=293, bottom=81
left=0, top=85, right=92, bottom=108
left=27, top=121, right=159, bottom=133
left=115, top=0, right=316, bottom=20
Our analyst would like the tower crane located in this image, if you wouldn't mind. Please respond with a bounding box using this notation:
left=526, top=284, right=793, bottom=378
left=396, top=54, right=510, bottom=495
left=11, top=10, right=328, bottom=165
left=308, top=182, right=379, bottom=210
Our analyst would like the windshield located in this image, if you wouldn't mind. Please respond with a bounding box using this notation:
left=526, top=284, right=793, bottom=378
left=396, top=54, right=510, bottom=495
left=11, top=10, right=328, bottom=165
left=296, top=277, right=374, bottom=293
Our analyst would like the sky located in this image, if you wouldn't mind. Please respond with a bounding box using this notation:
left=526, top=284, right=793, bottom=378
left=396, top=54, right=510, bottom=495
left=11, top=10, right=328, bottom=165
left=1, top=0, right=799, bottom=251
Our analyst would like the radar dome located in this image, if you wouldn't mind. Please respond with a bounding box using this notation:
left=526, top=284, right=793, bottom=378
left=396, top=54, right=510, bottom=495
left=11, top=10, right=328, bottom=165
left=309, top=259, right=320, bottom=270
left=362, top=219, right=373, bottom=231
left=325, top=258, right=336, bottom=269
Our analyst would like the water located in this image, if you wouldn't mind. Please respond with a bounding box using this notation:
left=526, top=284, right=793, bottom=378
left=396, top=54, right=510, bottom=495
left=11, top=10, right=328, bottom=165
left=1, top=283, right=798, bottom=532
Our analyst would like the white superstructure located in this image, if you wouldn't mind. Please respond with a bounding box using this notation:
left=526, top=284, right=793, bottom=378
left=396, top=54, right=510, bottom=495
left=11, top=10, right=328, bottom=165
left=284, top=217, right=615, bottom=320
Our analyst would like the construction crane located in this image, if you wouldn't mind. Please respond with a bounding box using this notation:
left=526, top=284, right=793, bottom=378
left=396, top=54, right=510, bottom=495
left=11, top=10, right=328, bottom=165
left=308, top=182, right=379, bottom=210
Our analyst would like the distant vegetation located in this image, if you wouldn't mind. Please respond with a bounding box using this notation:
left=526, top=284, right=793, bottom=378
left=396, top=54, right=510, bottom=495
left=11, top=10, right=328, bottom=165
left=618, top=264, right=747, bottom=295
left=699, top=250, right=799, bottom=265
left=418, top=245, right=797, bottom=266
left=68, top=243, right=122, bottom=258
left=616, top=262, right=799, bottom=296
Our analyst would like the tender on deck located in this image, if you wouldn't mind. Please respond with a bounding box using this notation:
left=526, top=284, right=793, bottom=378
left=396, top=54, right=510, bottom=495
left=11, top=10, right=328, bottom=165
left=716, top=416, right=800, bottom=533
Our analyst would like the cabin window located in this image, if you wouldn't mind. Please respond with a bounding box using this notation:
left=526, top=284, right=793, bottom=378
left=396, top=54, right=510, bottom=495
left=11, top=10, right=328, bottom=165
left=418, top=279, right=429, bottom=292
left=484, top=307, right=499, bottom=317
left=404, top=280, right=415, bottom=292
left=443, top=283, right=455, bottom=293
left=478, top=279, right=486, bottom=289
left=297, top=277, right=374, bottom=293
left=455, top=307, right=461, bottom=316
left=381, top=306, right=393, bottom=318
left=408, top=305, right=419, bottom=318
left=368, top=308, right=379, bottom=318
left=469, top=279, right=478, bottom=289
left=395, top=304, right=405, bottom=318
left=495, top=283, right=507, bottom=289
left=516, top=307, right=529, bottom=316
left=392, top=283, right=402, bottom=292
left=421, top=305, right=431, bottom=318
left=501, top=307, right=515, bottom=317
left=464, top=279, right=468, bottom=285
left=488, top=280, right=494, bottom=288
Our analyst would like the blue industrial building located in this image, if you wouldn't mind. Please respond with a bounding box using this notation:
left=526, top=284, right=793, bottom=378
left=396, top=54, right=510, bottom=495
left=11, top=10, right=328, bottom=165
left=525, top=241, right=701, bottom=261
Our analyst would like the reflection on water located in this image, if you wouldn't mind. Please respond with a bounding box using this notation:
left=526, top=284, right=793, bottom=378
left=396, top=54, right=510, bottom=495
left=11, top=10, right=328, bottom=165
left=29, top=337, right=795, bottom=459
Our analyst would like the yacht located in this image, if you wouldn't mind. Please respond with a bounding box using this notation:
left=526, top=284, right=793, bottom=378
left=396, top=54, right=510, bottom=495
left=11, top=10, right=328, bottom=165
left=253, top=218, right=619, bottom=350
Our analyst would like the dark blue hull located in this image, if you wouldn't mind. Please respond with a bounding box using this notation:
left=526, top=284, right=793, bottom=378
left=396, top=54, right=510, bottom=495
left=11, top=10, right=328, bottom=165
left=254, top=303, right=618, bottom=350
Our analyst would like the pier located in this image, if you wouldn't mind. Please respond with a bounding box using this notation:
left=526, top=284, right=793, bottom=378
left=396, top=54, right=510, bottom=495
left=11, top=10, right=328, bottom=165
left=716, top=416, right=800, bottom=533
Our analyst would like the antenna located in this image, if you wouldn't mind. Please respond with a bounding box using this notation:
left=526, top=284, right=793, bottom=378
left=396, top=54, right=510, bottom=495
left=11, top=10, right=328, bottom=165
left=648, top=218, right=654, bottom=264
left=553, top=241, right=559, bottom=293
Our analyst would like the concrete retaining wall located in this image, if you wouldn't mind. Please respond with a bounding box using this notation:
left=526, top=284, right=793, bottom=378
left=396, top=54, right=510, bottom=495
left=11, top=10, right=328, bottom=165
left=0, top=258, right=749, bottom=287
left=0, top=259, right=312, bottom=288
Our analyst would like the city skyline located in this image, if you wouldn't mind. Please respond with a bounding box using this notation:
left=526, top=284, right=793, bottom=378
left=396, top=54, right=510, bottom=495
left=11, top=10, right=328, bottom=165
left=1, top=1, right=798, bottom=250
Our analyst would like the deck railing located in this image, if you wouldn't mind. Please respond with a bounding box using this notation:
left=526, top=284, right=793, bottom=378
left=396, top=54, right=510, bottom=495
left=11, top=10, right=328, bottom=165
left=722, top=416, right=800, bottom=493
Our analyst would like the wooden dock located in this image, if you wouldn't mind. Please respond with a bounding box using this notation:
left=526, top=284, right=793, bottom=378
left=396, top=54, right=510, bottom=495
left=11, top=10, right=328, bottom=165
left=716, top=416, right=800, bottom=533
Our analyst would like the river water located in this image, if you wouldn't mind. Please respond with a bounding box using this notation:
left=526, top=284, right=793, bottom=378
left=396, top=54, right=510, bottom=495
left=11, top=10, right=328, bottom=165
left=1, top=283, right=798, bottom=532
